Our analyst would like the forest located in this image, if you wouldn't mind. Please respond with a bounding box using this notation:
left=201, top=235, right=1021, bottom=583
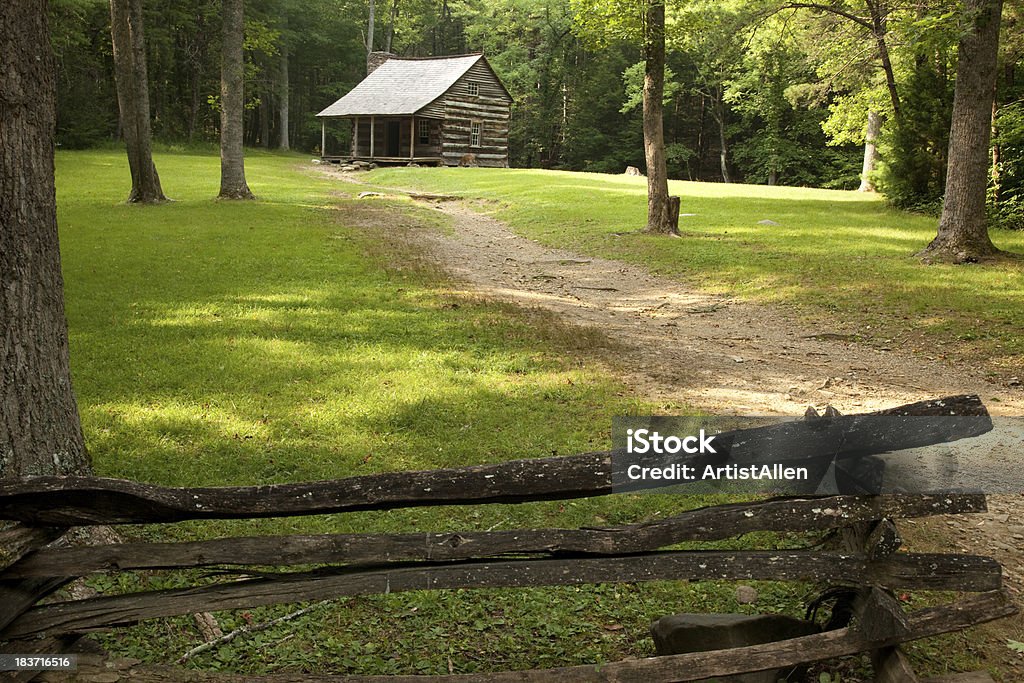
left=50, top=0, right=1024, bottom=227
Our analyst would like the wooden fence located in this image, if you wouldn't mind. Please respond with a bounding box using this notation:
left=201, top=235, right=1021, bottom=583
left=0, top=395, right=1017, bottom=682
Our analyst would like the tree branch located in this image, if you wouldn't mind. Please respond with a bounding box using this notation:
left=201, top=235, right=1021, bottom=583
left=782, top=2, right=873, bottom=30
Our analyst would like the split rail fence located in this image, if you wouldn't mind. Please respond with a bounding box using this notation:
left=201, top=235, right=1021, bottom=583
left=0, top=395, right=1017, bottom=682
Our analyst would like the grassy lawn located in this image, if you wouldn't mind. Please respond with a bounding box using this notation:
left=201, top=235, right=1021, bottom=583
left=56, top=149, right=818, bottom=676
left=51, top=150, right=1008, bottom=679
left=366, top=167, right=1024, bottom=380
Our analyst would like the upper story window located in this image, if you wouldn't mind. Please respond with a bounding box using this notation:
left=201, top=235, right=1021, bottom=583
left=418, top=119, right=431, bottom=145
left=467, top=81, right=479, bottom=96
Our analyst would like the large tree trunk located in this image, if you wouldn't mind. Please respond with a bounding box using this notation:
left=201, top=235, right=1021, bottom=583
left=858, top=109, right=882, bottom=192
left=109, top=0, right=166, bottom=203
left=218, top=0, right=254, bottom=200
left=642, top=0, right=677, bottom=235
left=919, top=0, right=1003, bottom=262
left=1, top=0, right=90, bottom=478
left=278, top=45, right=289, bottom=152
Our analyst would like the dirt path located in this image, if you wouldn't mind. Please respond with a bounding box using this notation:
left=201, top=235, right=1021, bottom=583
left=411, top=200, right=1023, bottom=417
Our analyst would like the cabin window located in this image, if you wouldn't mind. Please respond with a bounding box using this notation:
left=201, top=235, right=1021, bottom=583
left=467, top=81, right=479, bottom=96
left=418, top=119, right=430, bottom=145
left=470, top=121, right=482, bottom=147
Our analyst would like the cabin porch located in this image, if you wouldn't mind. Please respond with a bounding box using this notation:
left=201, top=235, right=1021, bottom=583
left=320, top=115, right=443, bottom=164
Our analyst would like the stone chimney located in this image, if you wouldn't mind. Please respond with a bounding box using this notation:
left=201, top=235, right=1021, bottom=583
left=367, top=51, right=394, bottom=75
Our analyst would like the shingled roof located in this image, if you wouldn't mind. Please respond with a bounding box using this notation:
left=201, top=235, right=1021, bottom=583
left=317, top=54, right=488, bottom=118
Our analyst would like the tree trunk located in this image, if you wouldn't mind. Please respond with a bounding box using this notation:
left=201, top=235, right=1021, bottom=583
left=218, top=0, right=254, bottom=200
left=990, top=88, right=1000, bottom=204
left=278, top=45, right=289, bottom=151
left=384, top=0, right=398, bottom=53
left=259, top=89, right=270, bottom=148
left=109, top=0, right=165, bottom=203
left=366, top=0, right=375, bottom=53
left=641, top=0, right=677, bottom=235
left=188, top=70, right=200, bottom=143
left=715, top=88, right=730, bottom=184
left=859, top=109, right=882, bottom=192
left=919, top=0, right=1003, bottom=263
left=0, top=0, right=90, bottom=478
left=865, top=0, right=901, bottom=122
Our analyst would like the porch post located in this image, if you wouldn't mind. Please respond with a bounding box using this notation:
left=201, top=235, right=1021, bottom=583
left=410, top=115, right=415, bottom=160
left=353, top=117, right=359, bottom=157
left=369, top=116, right=375, bottom=158
left=321, top=120, right=326, bottom=157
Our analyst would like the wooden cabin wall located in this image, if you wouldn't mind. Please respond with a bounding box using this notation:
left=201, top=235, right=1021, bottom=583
left=440, top=61, right=511, bottom=167
left=414, top=119, right=442, bottom=158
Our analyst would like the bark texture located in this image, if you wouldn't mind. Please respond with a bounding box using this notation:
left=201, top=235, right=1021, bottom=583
left=865, top=0, right=901, bottom=121
left=218, top=0, right=254, bottom=200
left=641, top=0, right=677, bottom=235
left=278, top=44, right=289, bottom=151
left=0, top=0, right=90, bottom=478
left=713, top=89, right=730, bottom=183
left=366, top=0, right=375, bottom=53
left=109, top=0, right=166, bottom=203
left=859, top=109, right=882, bottom=192
left=920, top=0, right=1003, bottom=262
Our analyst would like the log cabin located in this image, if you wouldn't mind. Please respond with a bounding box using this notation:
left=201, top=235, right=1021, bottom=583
left=316, top=52, right=512, bottom=167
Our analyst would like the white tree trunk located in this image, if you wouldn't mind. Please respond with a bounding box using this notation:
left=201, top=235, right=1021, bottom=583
left=858, top=110, right=882, bottom=192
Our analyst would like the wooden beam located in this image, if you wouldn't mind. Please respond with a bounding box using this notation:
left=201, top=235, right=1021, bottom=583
left=1, top=551, right=1002, bottom=638
left=369, top=116, right=375, bottom=158
left=0, top=524, right=65, bottom=571
left=921, top=674, right=996, bottom=683
left=321, top=120, right=326, bottom=157
left=410, top=115, right=415, bottom=159
left=2, top=495, right=987, bottom=577
left=353, top=117, right=359, bottom=157
left=0, top=576, right=74, bottom=633
left=872, top=646, right=920, bottom=683
left=0, top=396, right=992, bottom=526
left=32, top=591, right=1019, bottom=683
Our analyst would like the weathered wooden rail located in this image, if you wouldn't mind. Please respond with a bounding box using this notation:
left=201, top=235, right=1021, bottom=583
left=0, top=395, right=1016, bottom=682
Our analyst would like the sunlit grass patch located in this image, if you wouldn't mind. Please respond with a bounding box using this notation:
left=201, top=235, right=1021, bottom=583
left=58, top=149, right=763, bottom=674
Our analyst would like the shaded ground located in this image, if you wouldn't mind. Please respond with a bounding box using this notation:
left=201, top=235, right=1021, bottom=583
left=325, top=168, right=1024, bottom=678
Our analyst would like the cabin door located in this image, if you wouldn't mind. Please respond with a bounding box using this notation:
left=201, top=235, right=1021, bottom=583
left=386, top=121, right=401, bottom=157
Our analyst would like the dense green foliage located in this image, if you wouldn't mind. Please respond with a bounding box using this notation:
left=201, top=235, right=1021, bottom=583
left=48, top=0, right=1024, bottom=211
left=994, top=101, right=1024, bottom=229
left=44, top=0, right=1011, bottom=197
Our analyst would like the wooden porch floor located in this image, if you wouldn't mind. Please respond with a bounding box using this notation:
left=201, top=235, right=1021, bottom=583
left=322, top=155, right=445, bottom=166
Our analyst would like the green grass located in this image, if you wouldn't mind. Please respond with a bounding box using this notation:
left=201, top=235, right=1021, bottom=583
left=53, top=151, right=1007, bottom=679
left=60, top=151, right=634, bottom=491
left=366, top=167, right=1024, bottom=379
left=56, top=149, right=825, bottom=675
